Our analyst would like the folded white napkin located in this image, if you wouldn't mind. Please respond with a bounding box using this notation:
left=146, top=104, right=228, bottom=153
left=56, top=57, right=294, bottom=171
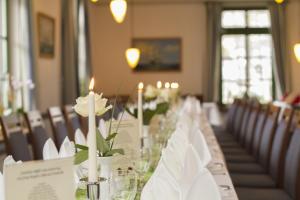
left=142, top=145, right=215, bottom=200
left=43, top=137, right=75, bottom=160
left=43, top=138, right=59, bottom=160
left=188, top=126, right=212, bottom=167
left=141, top=159, right=180, bottom=200
left=3, top=155, right=22, bottom=165
left=0, top=172, right=3, bottom=200
left=75, top=129, right=86, bottom=146
left=202, top=103, right=223, bottom=126
left=1, top=155, right=22, bottom=200
left=59, top=137, right=75, bottom=158
left=185, top=168, right=221, bottom=200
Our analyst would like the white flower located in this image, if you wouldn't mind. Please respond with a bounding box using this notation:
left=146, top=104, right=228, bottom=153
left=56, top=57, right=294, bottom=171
left=159, top=88, right=170, bottom=102
left=98, top=119, right=108, bottom=139
left=143, top=101, right=157, bottom=110
left=74, top=93, right=112, bottom=117
left=144, top=85, right=159, bottom=99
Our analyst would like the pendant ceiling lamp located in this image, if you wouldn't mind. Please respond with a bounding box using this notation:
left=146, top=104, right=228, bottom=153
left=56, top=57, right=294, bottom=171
left=294, top=2, right=300, bottom=63
left=274, top=0, right=284, bottom=4
left=294, top=43, right=300, bottom=63
left=110, top=0, right=127, bottom=23
left=125, top=2, right=140, bottom=69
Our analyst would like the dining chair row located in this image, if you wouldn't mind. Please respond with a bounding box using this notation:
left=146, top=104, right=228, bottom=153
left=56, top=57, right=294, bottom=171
left=0, top=105, right=84, bottom=161
left=214, top=99, right=300, bottom=200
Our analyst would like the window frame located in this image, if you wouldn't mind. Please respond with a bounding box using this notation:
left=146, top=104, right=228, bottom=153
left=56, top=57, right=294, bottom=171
left=0, top=0, right=10, bottom=109
left=220, top=7, right=275, bottom=104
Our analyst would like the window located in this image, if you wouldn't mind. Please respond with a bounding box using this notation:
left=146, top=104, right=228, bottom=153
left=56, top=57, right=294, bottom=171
left=0, top=0, right=9, bottom=110
left=221, top=9, right=273, bottom=104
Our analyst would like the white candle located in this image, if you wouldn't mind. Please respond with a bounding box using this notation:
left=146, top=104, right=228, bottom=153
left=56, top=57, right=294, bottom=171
left=88, top=78, right=97, bottom=183
left=165, top=82, right=170, bottom=89
left=138, top=82, right=144, bottom=138
left=156, top=81, right=162, bottom=89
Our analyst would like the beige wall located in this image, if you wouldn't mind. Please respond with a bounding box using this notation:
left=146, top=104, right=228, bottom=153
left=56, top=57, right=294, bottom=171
left=33, top=0, right=61, bottom=112
left=88, top=3, right=207, bottom=96
left=286, top=0, right=300, bottom=93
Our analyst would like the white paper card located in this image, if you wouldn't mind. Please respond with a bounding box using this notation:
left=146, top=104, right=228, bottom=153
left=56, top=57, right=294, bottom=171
left=109, top=119, right=140, bottom=160
left=4, top=158, right=75, bottom=200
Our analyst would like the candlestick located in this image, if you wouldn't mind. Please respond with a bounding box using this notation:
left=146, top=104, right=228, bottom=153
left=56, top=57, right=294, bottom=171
left=88, top=78, right=97, bottom=183
left=138, top=82, right=144, bottom=139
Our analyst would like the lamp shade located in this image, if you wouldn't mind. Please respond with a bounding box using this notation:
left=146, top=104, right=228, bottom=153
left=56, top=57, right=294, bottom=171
left=274, top=0, right=284, bottom=4
left=126, top=48, right=140, bottom=69
left=110, top=0, right=127, bottom=23
left=294, top=43, right=300, bottom=63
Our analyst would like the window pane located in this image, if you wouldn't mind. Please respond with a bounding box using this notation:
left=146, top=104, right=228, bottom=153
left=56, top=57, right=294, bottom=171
left=249, top=58, right=272, bottom=80
left=222, top=81, right=246, bottom=104
left=0, top=0, right=7, bottom=37
left=222, top=10, right=246, bottom=28
left=222, top=58, right=247, bottom=81
left=247, top=10, right=271, bottom=28
left=222, top=35, right=246, bottom=59
left=249, top=80, right=272, bottom=103
left=248, top=34, right=272, bottom=57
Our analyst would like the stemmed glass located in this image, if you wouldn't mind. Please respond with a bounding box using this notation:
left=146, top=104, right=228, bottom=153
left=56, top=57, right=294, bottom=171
left=111, top=169, right=138, bottom=200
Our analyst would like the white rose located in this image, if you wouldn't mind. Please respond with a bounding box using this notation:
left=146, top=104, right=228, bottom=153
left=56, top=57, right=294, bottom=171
left=144, top=85, right=158, bottom=99
left=74, top=93, right=112, bottom=117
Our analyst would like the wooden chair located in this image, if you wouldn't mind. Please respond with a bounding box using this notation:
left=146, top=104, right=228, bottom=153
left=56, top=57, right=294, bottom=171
left=48, top=107, right=70, bottom=149
left=0, top=114, right=32, bottom=161
left=24, top=110, right=49, bottom=160
left=63, top=105, right=83, bottom=137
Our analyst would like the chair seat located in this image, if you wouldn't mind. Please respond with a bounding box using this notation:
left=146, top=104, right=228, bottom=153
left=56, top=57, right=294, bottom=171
left=228, top=163, right=265, bottom=174
left=223, top=147, right=247, bottom=155
left=236, top=188, right=292, bottom=200
left=231, top=174, right=276, bottom=188
left=226, top=154, right=256, bottom=163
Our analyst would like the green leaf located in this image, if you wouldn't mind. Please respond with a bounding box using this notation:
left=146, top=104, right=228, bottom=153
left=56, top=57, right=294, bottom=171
left=125, top=107, right=137, bottom=118
left=104, top=148, right=125, bottom=157
left=96, top=129, right=110, bottom=155
left=156, top=102, right=169, bottom=115
left=105, top=132, right=118, bottom=141
left=74, top=150, right=88, bottom=165
left=75, top=144, right=88, bottom=151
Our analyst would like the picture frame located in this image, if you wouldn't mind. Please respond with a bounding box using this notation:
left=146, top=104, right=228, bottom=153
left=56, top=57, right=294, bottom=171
left=132, top=38, right=182, bottom=72
left=37, top=13, right=55, bottom=58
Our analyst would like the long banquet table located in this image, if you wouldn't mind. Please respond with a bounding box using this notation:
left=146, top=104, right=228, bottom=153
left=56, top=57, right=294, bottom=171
left=199, top=112, right=238, bottom=200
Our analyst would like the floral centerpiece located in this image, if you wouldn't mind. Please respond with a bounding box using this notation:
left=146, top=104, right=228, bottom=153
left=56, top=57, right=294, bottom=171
left=126, top=84, right=169, bottom=126
left=73, top=92, right=125, bottom=200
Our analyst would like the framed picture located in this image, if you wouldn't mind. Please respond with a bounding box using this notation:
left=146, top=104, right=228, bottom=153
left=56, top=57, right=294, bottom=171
left=132, top=38, right=182, bottom=71
left=37, top=13, right=55, bottom=58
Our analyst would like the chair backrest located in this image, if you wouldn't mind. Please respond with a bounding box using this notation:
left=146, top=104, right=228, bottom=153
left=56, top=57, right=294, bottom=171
left=25, top=110, right=49, bottom=160
left=268, top=108, right=294, bottom=186
left=251, top=105, right=269, bottom=157
left=283, top=113, right=300, bottom=200
left=0, top=114, right=32, bottom=161
left=232, top=100, right=247, bottom=138
left=63, top=105, right=81, bottom=139
left=225, top=99, right=239, bottom=132
left=244, top=102, right=261, bottom=151
left=238, top=100, right=253, bottom=143
left=48, top=107, right=69, bottom=149
left=257, top=104, right=280, bottom=170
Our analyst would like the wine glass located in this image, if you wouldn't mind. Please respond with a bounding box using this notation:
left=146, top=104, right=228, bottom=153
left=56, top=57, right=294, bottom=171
left=111, top=169, right=138, bottom=200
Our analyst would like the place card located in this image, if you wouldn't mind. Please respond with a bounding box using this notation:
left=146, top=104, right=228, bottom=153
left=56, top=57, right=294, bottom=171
left=4, top=158, right=75, bottom=200
left=109, top=119, right=140, bottom=160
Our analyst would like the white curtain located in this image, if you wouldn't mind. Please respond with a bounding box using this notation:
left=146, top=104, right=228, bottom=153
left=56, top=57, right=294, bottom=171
left=9, top=0, right=34, bottom=112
